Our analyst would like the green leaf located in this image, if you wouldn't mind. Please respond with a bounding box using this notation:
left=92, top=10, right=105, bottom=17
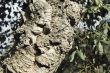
left=100, top=40, right=110, bottom=45
left=103, top=4, right=110, bottom=11
left=99, top=65, right=104, bottom=73
left=94, top=0, right=102, bottom=6
left=70, top=51, right=76, bottom=62
left=77, top=49, right=86, bottom=61
left=79, top=44, right=87, bottom=48
left=98, top=42, right=104, bottom=55
left=87, top=6, right=100, bottom=13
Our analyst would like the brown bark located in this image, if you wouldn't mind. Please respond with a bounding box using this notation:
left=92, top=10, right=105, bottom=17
left=0, top=0, right=81, bottom=73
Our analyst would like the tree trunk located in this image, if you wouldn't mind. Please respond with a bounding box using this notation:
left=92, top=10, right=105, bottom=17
left=0, top=0, right=81, bottom=73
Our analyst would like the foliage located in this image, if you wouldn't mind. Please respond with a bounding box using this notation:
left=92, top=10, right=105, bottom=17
left=67, top=0, right=110, bottom=73
left=69, top=24, right=110, bottom=72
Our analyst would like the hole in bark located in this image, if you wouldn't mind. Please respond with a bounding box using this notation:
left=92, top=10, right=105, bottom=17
left=68, top=16, right=76, bottom=26
left=14, top=33, right=21, bottom=44
left=64, top=5, right=68, bottom=9
left=29, top=38, right=33, bottom=44
left=49, top=40, right=61, bottom=46
left=60, top=0, right=65, bottom=2
left=43, top=26, right=51, bottom=35
left=34, top=44, right=42, bottom=56
left=35, top=61, right=50, bottom=68
left=58, top=6, right=62, bottom=9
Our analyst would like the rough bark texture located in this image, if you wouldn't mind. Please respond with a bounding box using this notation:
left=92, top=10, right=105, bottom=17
left=0, top=0, right=81, bottom=73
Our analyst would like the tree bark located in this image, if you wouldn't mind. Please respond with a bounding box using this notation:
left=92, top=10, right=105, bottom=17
left=0, top=0, right=81, bottom=73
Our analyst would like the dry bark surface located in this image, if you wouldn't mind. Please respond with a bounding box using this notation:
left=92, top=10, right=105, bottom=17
left=0, top=0, right=81, bottom=73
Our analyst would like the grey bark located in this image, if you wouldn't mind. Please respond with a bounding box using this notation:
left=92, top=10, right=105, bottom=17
left=0, top=0, right=81, bottom=73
